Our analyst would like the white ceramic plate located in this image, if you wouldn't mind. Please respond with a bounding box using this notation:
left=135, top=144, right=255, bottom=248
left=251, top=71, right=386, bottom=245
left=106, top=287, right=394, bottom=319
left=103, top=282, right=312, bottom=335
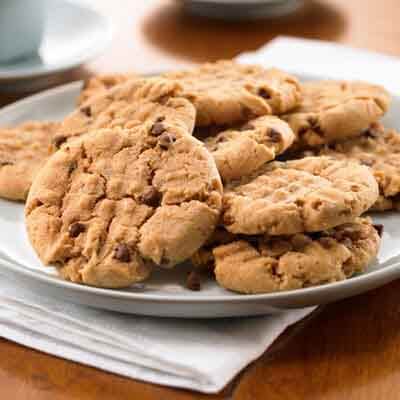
left=0, top=77, right=400, bottom=318
left=0, top=0, right=112, bottom=82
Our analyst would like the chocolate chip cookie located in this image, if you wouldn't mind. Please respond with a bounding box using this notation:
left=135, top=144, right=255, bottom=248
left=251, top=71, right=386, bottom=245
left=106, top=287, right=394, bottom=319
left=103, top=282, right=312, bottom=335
left=58, top=77, right=196, bottom=149
left=222, top=156, right=379, bottom=235
left=26, top=122, right=223, bottom=288
left=164, top=61, right=301, bottom=126
left=203, top=116, right=295, bottom=181
left=0, top=121, right=59, bottom=201
left=215, top=218, right=380, bottom=294
left=311, top=123, right=400, bottom=211
left=77, top=73, right=139, bottom=105
left=283, top=80, right=390, bottom=149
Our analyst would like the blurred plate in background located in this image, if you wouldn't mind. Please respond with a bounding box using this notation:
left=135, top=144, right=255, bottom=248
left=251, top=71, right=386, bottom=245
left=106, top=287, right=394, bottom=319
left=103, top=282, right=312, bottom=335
left=181, top=0, right=303, bottom=20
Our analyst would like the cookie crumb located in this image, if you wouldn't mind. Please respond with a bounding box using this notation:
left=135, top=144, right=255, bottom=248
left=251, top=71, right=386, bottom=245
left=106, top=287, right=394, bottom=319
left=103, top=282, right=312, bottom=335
left=373, top=224, right=384, bottom=237
left=186, top=270, right=201, bottom=291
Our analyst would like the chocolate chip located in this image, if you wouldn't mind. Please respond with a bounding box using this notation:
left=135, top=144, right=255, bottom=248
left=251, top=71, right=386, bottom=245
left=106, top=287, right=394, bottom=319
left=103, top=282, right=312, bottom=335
left=68, top=161, right=78, bottom=174
left=158, top=133, right=176, bottom=149
left=114, top=243, right=131, bottom=262
left=81, top=106, right=92, bottom=117
left=0, top=160, right=13, bottom=167
left=150, top=122, right=166, bottom=136
left=53, top=135, right=67, bottom=149
left=239, top=123, right=254, bottom=131
left=186, top=270, right=201, bottom=291
left=267, top=128, right=281, bottom=143
left=373, top=224, right=384, bottom=237
left=258, top=88, right=271, bottom=99
left=140, top=187, right=161, bottom=207
left=69, top=222, right=85, bottom=238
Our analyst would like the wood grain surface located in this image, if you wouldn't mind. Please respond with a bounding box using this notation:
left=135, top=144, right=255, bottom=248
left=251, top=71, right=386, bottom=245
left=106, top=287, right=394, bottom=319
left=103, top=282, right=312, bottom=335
left=1, top=0, right=400, bottom=398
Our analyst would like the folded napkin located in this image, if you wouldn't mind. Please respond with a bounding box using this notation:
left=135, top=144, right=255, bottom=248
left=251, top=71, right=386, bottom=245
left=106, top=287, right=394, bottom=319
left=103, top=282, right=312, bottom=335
left=0, top=273, right=313, bottom=393
left=0, top=36, right=395, bottom=394
left=238, top=36, right=400, bottom=92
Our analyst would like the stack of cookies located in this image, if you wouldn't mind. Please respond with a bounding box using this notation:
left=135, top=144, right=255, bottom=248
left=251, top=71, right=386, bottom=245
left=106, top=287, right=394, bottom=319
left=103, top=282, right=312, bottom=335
left=0, top=61, right=392, bottom=294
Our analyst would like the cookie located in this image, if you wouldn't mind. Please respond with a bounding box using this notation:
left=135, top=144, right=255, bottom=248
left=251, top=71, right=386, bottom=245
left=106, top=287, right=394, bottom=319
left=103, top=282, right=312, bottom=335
left=77, top=73, right=138, bottom=105
left=26, top=121, right=223, bottom=288
left=203, top=116, right=295, bottom=181
left=214, top=218, right=380, bottom=294
left=0, top=121, right=59, bottom=201
left=164, top=61, right=301, bottom=126
left=58, top=77, right=196, bottom=148
left=283, top=80, right=390, bottom=149
left=311, top=123, right=400, bottom=211
left=222, top=156, right=379, bottom=235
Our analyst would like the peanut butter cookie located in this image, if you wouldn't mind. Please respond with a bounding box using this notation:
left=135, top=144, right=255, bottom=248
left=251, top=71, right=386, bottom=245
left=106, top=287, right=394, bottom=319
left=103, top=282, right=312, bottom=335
left=215, top=218, right=380, bottom=294
left=311, top=123, right=400, bottom=211
left=222, top=156, right=379, bottom=235
left=77, top=73, right=139, bottom=105
left=26, top=122, right=222, bottom=288
left=164, top=61, right=301, bottom=126
left=204, top=116, right=295, bottom=181
left=0, top=121, right=59, bottom=201
left=283, top=80, right=390, bottom=149
left=58, top=77, right=196, bottom=148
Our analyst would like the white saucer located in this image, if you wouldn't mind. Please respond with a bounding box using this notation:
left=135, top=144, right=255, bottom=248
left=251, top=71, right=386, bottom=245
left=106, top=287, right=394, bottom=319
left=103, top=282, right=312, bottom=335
left=0, top=76, right=400, bottom=318
left=0, top=0, right=112, bottom=83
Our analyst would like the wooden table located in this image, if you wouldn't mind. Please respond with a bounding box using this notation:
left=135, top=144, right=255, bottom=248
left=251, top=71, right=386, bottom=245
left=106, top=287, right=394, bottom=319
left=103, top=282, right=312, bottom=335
left=1, top=1, right=400, bottom=398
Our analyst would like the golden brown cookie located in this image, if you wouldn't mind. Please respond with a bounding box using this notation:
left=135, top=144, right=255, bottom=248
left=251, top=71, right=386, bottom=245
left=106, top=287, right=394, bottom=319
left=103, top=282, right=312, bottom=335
left=58, top=77, right=196, bottom=149
left=26, top=121, right=222, bottom=288
left=222, top=156, right=379, bottom=235
left=283, top=80, right=390, bottom=149
left=214, top=218, right=381, bottom=294
left=309, top=123, right=400, bottom=211
left=0, top=121, right=59, bottom=201
left=77, top=73, right=139, bottom=105
left=164, top=60, right=301, bottom=126
left=203, top=116, right=295, bottom=181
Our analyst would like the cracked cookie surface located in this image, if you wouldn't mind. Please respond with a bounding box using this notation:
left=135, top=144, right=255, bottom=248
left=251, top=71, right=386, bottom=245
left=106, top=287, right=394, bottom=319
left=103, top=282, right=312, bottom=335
left=58, top=77, right=196, bottom=148
left=204, top=116, right=295, bottom=181
left=0, top=121, right=59, bottom=201
left=25, top=123, right=223, bottom=288
left=164, top=61, right=301, bottom=126
left=222, top=156, right=379, bottom=235
left=214, top=218, right=380, bottom=294
left=77, top=73, right=139, bottom=105
left=310, top=123, right=400, bottom=211
left=283, top=80, right=390, bottom=149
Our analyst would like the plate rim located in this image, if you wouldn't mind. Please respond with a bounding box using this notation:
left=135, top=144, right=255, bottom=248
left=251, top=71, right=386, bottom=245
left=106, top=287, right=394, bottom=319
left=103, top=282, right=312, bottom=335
left=0, top=0, right=113, bottom=81
left=1, top=73, right=400, bottom=308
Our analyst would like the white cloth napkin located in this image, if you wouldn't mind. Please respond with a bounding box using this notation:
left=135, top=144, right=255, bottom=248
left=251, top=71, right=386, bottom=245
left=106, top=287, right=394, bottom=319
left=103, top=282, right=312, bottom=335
left=0, top=274, right=313, bottom=393
left=0, top=36, right=395, bottom=394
